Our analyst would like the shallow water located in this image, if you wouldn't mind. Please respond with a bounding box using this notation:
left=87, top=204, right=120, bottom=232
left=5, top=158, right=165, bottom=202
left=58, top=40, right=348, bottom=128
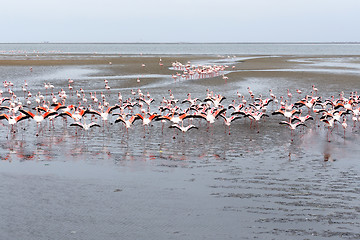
left=1, top=54, right=360, bottom=239
left=1, top=121, right=360, bottom=239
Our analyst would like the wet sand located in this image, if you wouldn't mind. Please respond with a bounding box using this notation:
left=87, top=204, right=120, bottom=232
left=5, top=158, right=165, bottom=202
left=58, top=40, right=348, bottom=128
left=1, top=53, right=360, bottom=239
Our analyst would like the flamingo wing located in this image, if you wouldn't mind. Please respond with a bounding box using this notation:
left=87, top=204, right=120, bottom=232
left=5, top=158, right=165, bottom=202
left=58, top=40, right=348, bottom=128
left=19, top=109, right=35, bottom=118
left=70, top=122, right=84, bottom=129
left=88, top=123, right=101, bottom=128
left=106, top=105, right=120, bottom=113
left=85, top=109, right=101, bottom=116
left=213, top=108, right=226, bottom=118
left=187, top=125, right=198, bottom=131
left=56, top=111, right=72, bottom=119
left=43, top=111, right=58, bottom=119
left=154, top=115, right=171, bottom=122
left=15, top=114, right=30, bottom=123
left=114, top=116, right=126, bottom=124
left=0, top=113, right=9, bottom=121
left=296, top=122, right=307, bottom=128
left=169, top=124, right=182, bottom=131
left=230, top=115, right=242, bottom=122
left=279, top=121, right=291, bottom=127
left=272, top=110, right=285, bottom=116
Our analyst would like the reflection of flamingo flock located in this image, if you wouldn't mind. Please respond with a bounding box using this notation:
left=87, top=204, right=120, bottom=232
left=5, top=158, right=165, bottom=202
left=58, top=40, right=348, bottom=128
left=0, top=78, right=359, bottom=142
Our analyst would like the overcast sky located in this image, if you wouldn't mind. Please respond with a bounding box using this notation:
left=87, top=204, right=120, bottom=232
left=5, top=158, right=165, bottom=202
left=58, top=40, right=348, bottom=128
left=1, top=0, right=359, bottom=43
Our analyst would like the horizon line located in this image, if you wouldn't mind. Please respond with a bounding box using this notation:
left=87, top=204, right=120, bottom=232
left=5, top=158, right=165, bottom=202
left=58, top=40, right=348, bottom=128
left=1, top=41, right=360, bottom=44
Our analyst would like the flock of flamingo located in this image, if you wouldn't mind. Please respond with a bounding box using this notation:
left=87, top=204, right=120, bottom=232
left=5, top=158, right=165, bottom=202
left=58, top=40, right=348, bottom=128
left=0, top=71, right=359, bottom=142
left=171, top=60, right=231, bottom=81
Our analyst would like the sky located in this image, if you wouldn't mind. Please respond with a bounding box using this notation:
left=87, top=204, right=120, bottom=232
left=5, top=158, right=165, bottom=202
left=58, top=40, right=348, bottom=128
left=1, top=0, right=360, bottom=43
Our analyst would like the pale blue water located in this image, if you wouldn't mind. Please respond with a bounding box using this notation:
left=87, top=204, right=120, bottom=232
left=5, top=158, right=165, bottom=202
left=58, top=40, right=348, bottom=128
left=1, top=43, right=360, bottom=55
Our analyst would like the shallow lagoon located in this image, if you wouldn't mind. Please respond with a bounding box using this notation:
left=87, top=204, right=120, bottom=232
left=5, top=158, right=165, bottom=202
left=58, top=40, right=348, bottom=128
left=1, top=53, right=360, bottom=239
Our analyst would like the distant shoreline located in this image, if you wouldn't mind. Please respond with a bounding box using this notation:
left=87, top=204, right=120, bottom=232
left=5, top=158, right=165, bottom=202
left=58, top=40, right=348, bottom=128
left=1, top=42, right=360, bottom=45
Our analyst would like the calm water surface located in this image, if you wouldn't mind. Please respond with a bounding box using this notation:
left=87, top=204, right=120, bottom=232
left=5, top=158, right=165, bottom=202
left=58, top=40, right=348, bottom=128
left=1, top=43, right=360, bottom=55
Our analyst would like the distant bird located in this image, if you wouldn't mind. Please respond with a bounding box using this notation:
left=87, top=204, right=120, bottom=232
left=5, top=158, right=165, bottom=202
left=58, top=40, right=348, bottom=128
left=312, top=85, right=318, bottom=96
left=287, top=89, right=292, bottom=102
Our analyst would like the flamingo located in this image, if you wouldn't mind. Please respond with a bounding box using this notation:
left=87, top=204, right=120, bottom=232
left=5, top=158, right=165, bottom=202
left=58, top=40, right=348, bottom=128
left=247, top=87, right=254, bottom=99
left=219, top=114, right=241, bottom=135
left=19, top=109, right=58, bottom=135
left=57, top=108, right=87, bottom=122
left=114, top=115, right=139, bottom=130
left=244, top=111, right=269, bottom=132
left=279, top=120, right=307, bottom=141
left=0, top=113, right=30, bottom=130
left=86, top=105, right=120, bottom=122
left=287, top=89, right=292, bottom=102
left=169, top=123, right=198, bottom=133
left=228, top=100, right=244, bottom=112
left=291, top=110, right=314, bottom=123
left=155, top=112, right=188, bottom=124
left=279, top=120, right=307, bottom=130
left=136, top=113, right=158, bottom=126
left=312, top=85, right=318, bottom=96
left=192, top=108, right=226, bottom=124
left=320, top=117, right=337, bottom=141
left=272, top=108, right=301, bottom=120
left=204, top=94, right=226, bottom=108
left=19, top=109, right=57, bottom=124
left=341, top=118, right=347, bottom=138
left=182, top=93, right=200, bottom=105
left=137, top=97, right=155, bottom=106
left=70, top=121, right=101, bottom=131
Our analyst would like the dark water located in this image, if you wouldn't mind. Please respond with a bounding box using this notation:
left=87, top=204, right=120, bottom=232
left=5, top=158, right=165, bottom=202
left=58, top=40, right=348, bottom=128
left=1, top=54, right=360, bottom=239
